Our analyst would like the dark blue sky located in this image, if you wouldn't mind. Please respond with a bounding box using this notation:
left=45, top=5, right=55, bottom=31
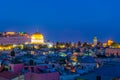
left=0, top=0, right=120, bottom=42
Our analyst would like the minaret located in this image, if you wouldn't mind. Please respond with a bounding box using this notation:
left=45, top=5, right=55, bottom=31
left=93, top=36, right=97, bottom=46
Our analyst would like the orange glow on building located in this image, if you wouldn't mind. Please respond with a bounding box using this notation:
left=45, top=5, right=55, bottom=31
left=103, top=43, right=107, bottom=47
left=6, top=32, right=15, bottom=35
left=108, top=40, right=113, bottom=46
left=0, top=45, right=13, bottom=50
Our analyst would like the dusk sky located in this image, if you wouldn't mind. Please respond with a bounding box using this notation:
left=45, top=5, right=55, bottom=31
left=0, top=0, right=120, bottom=42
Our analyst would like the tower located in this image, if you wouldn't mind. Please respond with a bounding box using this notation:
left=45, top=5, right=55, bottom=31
left=93, top=36, right=97, bottom=46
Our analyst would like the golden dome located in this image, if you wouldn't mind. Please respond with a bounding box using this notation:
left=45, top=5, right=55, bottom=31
left=108, top=39, right=113, bottom=46
left=31, top=32, right=44, bottom=39
left=31, top=32, right=44, bottom=44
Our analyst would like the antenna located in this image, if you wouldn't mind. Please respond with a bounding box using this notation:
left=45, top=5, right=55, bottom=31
left=37, top=29, right=39, bottom=32
left=36, top=25, right=39, bottom=32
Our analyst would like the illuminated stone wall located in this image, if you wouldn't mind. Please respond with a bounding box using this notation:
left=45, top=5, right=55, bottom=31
left=0, top=36, right=30, bottom=45
left=106, top=48, right=120, bottom=56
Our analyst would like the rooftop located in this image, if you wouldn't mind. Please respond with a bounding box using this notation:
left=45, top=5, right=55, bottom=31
left=0, top=71, right=19, bottom=79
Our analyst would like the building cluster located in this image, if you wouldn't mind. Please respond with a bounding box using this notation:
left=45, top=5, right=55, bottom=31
left=0, top=46, right=99, bottom=80
left=0, top=31, right=120, bottom=80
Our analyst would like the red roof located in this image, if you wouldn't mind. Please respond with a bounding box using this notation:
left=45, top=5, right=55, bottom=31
left=0, top=71, right=19, bottom=79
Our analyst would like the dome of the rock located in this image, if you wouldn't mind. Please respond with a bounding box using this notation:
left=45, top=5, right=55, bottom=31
left=31, top=32, right=44, bottom=44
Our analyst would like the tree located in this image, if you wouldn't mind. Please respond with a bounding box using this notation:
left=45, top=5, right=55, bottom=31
left=10, top=50, right=15, bottom=63
left=97, top=42, right=102, bottom=47
left=68, top=42, right=72, bottom=48
left=77, top=41, right=81, bottom=47
left=65, top=42, right=69, bottom=48
left=10, top=50, right=15, bottom=57
left=56, top=42, right=60, bottom=48
left=29, top=59, right=34, bottom=65
left=83, top=42, right=88, bottom=47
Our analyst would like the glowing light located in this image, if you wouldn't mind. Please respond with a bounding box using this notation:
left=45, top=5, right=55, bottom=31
left=25, top=42, right=29, bottom=44
left=96, top=63, right=100, bottom=68
left=48, top=44, right=53, bottom=48
left=73, top=52, right=78, bottom=56
left=103, top=43, right=107, bottom=47
left=31, top=51, right=35, bottom=54
left=71, top=56, right=77, bottom=62
left=59, top=45, right=65, bottom=48
left=6, top=32, right=15, bottom=35
left=59, top=52, right=67, bottom=57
